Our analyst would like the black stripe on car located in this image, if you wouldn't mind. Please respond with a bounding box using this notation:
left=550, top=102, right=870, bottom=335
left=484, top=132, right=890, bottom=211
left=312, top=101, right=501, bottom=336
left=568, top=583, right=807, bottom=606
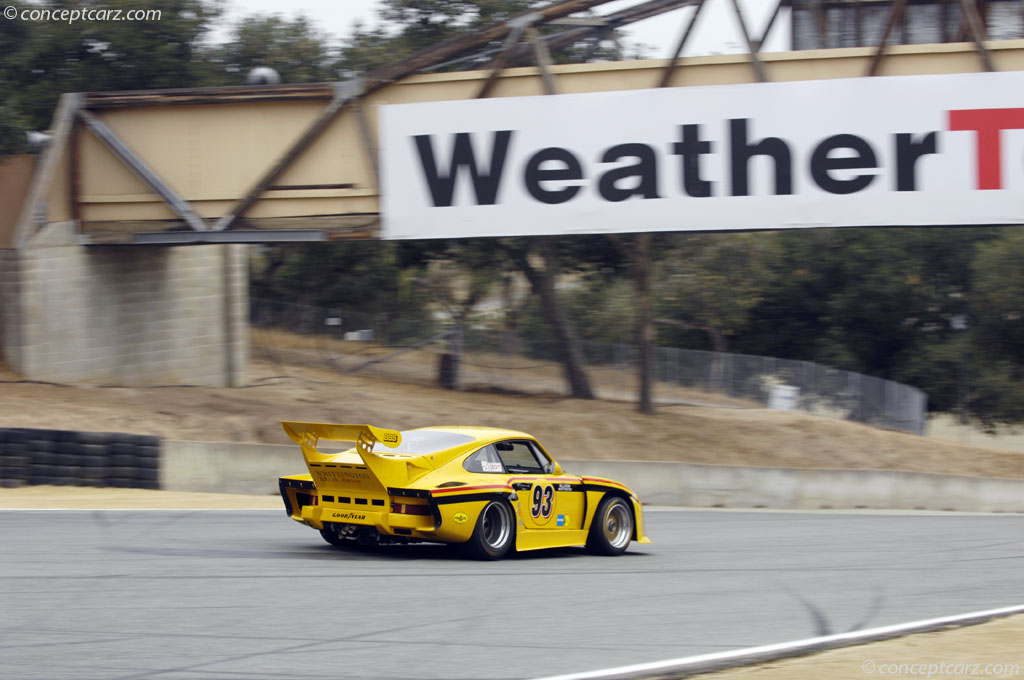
left=582, top=483, right=626, bottom=495
left=387, top=487, right=432, bottom=499
left=432, top=491, right=512, bottom=506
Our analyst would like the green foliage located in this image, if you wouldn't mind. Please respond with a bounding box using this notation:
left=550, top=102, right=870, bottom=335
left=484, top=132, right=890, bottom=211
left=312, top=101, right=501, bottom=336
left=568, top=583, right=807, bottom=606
left=1, top=0, right=222, bottom=158
left=968, top=360, right=1024, bottom=426
left=203, top=14, right=340, bottom=85
left=517, top=276, right=635, bottom=360
left=896, top=335, right=966, bottom=413
left=339, top=0, right=532, bottom=73
left=339, top=0, right=623, bottom=73
left=259, top=242, right=419, bottom=311
left=253, top=242, right=436, bottom=344
left=0, top=103, right=28, bottom=156
left=971, top=230, right=1024, bottom=361
left=654, top=232, right=778, bottom=351
left=736, top=228, right=998, bottom=376
left=3, top=0, right=221, bottom=130
left=965, top=230, right=1024, bottom=423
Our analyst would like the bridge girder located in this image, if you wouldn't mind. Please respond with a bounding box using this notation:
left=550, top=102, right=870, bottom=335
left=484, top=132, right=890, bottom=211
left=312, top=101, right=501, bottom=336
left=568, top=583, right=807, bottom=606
left=8, top=0, right=1014, bottom=247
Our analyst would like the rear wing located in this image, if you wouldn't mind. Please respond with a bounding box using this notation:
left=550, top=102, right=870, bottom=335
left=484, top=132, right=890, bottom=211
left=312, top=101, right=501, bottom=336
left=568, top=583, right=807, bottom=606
left=281, top=421, right=434, bottom=487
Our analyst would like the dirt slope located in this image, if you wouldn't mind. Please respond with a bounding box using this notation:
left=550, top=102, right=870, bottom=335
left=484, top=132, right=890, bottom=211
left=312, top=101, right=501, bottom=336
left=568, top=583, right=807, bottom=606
left=2, top=359, right=1023, bottom=478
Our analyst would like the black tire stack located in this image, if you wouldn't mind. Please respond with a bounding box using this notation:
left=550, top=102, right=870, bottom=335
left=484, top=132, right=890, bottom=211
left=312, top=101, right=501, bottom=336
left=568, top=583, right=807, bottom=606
left=105, top=433, right=160, bottom=489
left=0, top=429, right=30, bottom=488
left=0, top=428, right=161, bottom=490
left=25, top=429, right=68, bottom=486
left=73, top=431, right=109, bottom=488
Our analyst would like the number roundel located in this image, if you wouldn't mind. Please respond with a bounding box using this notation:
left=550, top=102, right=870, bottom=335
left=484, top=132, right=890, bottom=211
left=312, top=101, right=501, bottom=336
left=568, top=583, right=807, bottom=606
left=529, top=482, right=555, bottom=524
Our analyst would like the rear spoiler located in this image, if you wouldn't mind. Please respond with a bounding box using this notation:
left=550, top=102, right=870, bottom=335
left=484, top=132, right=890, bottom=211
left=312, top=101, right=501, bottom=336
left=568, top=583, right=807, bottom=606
left=281, top=421, right=435, bottom=487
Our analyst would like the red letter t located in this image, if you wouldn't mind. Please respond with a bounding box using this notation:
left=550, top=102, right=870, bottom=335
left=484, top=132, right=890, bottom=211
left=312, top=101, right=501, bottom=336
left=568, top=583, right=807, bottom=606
left=949, top=108, right=1024, bottom=190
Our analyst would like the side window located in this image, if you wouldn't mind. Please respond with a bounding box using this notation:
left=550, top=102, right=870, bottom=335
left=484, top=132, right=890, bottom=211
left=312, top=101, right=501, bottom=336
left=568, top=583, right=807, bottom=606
left=463, top=445, right=505, bottom=474
left=495, top=440, right=546, bottom=473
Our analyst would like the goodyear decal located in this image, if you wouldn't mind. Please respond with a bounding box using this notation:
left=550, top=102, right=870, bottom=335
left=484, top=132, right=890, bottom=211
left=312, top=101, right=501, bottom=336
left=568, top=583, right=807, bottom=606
left=331, top=511, right=366, bottom=521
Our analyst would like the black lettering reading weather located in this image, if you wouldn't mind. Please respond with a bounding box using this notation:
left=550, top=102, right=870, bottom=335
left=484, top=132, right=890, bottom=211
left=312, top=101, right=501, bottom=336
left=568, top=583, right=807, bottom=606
left=410, top=121, right=941, bottom=207
left=531, top=484, right=554, bottom=519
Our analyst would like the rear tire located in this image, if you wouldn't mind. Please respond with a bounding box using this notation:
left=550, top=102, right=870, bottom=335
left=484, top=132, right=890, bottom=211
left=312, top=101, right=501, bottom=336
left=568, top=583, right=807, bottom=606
left=464, top=500, right=515, bottom=560
left=586, top=496, right=633, bottom=556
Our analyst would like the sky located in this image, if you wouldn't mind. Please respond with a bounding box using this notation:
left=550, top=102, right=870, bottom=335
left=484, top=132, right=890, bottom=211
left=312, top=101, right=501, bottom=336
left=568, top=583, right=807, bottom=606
left=212, top=0, right=792, bottom=59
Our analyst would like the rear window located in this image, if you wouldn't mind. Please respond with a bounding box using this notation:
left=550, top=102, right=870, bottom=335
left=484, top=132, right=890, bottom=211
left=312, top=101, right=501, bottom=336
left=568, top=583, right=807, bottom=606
left=464, top=445, right=505, bottom=474
left=370, top=430, right=474, bottom=455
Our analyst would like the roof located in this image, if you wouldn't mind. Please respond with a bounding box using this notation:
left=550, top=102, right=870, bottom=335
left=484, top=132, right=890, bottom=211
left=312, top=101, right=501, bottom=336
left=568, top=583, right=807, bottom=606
left=412, top=425, right=536, bottom=442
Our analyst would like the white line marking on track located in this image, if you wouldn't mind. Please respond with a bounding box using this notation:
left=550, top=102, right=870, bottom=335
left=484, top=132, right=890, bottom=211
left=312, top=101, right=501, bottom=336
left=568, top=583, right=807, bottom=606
left=531, top=603, right=1024, bottom=680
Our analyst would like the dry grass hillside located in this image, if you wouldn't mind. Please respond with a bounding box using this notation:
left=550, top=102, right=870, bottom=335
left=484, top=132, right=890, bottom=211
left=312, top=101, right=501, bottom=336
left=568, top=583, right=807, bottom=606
left=3, top=357, right=1024, bottom=479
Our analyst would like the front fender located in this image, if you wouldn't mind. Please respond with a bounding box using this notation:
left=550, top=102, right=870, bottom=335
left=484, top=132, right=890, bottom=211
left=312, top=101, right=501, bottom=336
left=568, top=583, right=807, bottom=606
left=630, top=494, right=651, bottom=544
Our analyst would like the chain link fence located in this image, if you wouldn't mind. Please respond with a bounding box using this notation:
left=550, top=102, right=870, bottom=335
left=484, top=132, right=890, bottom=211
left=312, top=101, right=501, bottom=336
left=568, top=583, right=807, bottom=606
left=251, top=298, right=927, bottom=434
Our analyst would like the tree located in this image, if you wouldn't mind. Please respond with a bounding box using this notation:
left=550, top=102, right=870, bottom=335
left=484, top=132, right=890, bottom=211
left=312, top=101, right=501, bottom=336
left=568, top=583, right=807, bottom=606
left=512, top=238, right=595, bottom=399
left=340, top=0, right=536, bottom=73
left=1, top=0, right=221, bottom=155
left=203, top=14, right=341, bottom=85
left=338, top=0, right=624, bottom=73
left=656, top=232, right=778, bottom=354
left=966, top=229, right=1024, bottom=424
left=333, top=0, right=633, bottom=399
left=737, top=228, right=988, bottom=375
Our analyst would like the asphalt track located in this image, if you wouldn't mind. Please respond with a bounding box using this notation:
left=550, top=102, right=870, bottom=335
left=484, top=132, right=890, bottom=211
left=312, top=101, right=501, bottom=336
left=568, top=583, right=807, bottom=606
left=1, top=509, right=1023, bottom=680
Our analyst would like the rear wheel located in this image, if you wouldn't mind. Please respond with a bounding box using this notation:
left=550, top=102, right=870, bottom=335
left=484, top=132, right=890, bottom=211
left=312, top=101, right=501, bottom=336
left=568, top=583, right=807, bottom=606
left=464, top=501, right=515, bottom=560
left=586, top=496, right=633, bottom=556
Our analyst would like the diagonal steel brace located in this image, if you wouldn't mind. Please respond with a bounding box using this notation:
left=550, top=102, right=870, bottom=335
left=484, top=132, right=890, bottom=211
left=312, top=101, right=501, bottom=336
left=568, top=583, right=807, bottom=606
left=212, top=79, right=365, bottom=232
left=77, top=109, right=209, bottom=232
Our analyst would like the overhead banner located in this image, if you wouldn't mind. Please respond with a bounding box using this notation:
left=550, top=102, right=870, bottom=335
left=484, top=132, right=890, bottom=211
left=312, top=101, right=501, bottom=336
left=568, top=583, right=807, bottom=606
left=379, top=71, right=1024, bottom=240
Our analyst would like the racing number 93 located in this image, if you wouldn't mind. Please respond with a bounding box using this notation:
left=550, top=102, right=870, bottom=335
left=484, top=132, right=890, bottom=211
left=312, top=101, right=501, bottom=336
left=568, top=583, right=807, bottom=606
left=530, top=483, right=554, bottom=520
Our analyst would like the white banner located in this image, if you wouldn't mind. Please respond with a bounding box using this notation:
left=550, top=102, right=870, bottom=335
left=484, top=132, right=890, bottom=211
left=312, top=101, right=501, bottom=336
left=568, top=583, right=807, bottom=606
left=379, top=71, right=1024, bottom=240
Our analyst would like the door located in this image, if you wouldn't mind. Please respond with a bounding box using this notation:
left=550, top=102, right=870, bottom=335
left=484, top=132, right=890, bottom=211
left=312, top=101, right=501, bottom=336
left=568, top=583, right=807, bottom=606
left=496, top=440, right=585, bottom=530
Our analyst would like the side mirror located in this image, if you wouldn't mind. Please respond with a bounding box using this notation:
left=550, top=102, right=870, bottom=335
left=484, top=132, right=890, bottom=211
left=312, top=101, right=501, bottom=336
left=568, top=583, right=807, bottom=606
left=548, top=461, right=563, bottom=475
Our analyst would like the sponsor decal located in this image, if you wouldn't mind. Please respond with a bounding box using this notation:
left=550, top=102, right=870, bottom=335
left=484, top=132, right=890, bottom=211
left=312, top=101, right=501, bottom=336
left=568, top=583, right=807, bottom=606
left=331, top=512, right=366, bottom=520
left=556, top=515, right=567, bottom=527
left=315, top=469, right=370, bottom=485
left=453, top=512, right=469, bottom=524
left=381, top=71, right=1024, bottom=240
left=482, top=461, right=503, bottom=473
left=556, top=484, right=573, bottom=492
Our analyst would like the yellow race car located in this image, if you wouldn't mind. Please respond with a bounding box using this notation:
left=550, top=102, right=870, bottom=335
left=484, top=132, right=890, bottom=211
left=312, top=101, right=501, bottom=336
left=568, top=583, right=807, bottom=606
left=278, top=422, right=650, bottom=560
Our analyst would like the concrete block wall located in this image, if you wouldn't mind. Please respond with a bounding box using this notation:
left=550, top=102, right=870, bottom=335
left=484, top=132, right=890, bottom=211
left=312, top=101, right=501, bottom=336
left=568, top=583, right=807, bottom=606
left=565, top=460, right=1024, bottom=513
left=0, top=243, right=248, bottom=387
left=159, top=439, right=1024, bottom=513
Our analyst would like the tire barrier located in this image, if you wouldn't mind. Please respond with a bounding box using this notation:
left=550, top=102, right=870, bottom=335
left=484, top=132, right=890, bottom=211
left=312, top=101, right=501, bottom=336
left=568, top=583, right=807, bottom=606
left=0, top=428, right=160, bottom=489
